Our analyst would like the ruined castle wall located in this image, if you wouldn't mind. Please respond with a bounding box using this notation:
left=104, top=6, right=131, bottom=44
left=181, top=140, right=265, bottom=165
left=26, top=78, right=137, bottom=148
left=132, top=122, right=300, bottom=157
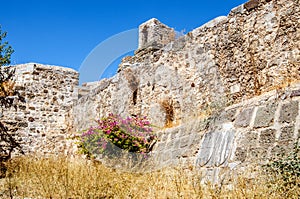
left=0, top=0, right=295, bottom=186
left=2, top=63, right=79, bottom=155
left=73, top=0, right=300, bottom=130
left=0, top=0, right=297, bottom=182
left=71, top=0, right=300, bottom=179
left=151, top=83, right=300, bottom=182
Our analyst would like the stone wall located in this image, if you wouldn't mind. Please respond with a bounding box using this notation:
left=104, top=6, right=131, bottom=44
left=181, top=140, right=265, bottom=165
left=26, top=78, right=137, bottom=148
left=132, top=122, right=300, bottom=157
left=73, top=0, right=300, bottom=130
left=71, top=0, right=300, bottom=179
left=2, top=63, right=79, bottom=155
left=1, top=0, right=299, bottom=182
left=151, top=82, right=300, bottom=182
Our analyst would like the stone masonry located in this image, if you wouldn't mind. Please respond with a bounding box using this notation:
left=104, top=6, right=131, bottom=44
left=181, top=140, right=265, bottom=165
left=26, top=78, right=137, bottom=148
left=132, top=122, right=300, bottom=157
left=74, top=0, right=299, bottom=130
left=71, top=0, right=300, bottom=179
left=151, top=82, right=300, bottom=182
left=138, top=18, right=175, bottom=51
left=1, top=63, right=78, bottom=155
left=1, top=0, right=299, bottom=182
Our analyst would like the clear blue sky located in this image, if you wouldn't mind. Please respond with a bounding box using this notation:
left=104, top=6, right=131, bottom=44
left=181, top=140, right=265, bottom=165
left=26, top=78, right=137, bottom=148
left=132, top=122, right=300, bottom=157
left=1, top=0, right=247, bottom=81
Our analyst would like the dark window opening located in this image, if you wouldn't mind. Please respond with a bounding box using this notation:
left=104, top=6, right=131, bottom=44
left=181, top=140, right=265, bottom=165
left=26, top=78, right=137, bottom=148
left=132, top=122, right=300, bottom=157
left=133, top=89, right=138, bottom=105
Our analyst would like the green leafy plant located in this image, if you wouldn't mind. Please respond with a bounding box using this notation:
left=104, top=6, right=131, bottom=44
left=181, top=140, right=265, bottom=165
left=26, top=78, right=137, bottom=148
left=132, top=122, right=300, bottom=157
left=0, top=26, right=14, bottom=66
left=78, top=114, right=157, bottom=158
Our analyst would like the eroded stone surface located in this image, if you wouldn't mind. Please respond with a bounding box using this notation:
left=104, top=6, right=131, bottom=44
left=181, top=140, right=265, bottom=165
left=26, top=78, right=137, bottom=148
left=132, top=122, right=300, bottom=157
left=244, top=0, right=260, bottom=11
left=279, top=126, right=295, bottom=142
left=1, top=0, right=300, bottom=184
left=259, top=129, right=276, bottom=146
left=2, top=63, right=79, bottom=155
left=138, top=18, right=175, bottom=50
left=196, top=128, right=235, bottom=167
left=279, top=101, right=299, bottom=124
left=234, top=108, right=254, bottom=127
left=253, top=103, right=276, bottom=128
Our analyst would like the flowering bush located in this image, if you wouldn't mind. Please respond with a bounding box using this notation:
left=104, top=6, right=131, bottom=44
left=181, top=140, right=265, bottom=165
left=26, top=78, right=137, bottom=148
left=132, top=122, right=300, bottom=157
left=78, top=114, right=157, bottom=157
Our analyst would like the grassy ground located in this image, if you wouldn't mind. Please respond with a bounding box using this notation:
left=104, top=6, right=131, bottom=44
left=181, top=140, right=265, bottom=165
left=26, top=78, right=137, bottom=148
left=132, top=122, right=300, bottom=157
left=0, top=156, right=299, bottom=199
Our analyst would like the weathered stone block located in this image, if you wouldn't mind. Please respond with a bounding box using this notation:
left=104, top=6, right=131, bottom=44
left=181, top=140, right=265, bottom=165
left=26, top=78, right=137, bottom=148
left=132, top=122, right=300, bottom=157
left=244, top=0, right=259, bottom=11
left=173, top=138, right=181, bottom=149
left=166, top=140, right=174, bottom=149
left=217, top=108, right=237, bottom=124
left=196, top=131, right=216, bottom=167
left=271, top=135, right=295, bottom=157
left=230, top=4, right=244, bottom=15
left=234, top=147, right=247, bottom=162
left=138, top=18, right=175, bottom=50
left=253, top=103, right=276, bottom=128
left=243, top=131, right=259, bottom=147
left=213, top=130, right=235, bottom=167
left=179, top=136, right=190, bottom=148
left=234, top=108, right=254, bottom=127
left=259, top=129, right=276, bottom=146
left=248, top=146, right=268, bottom=161
left=196, top=129, right=235, bottom=167
left=279, top=126, right=295, bottom=141
left=230, top=83, right=240, bottom=94
left=271, top=145, right=287, bottom=157
left=279, top=101, right=299, bottom=124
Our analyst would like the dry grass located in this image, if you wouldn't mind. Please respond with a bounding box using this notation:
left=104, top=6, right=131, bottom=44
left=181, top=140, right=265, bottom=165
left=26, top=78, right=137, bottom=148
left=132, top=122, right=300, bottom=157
left=0, top=156, right=299, bottom=199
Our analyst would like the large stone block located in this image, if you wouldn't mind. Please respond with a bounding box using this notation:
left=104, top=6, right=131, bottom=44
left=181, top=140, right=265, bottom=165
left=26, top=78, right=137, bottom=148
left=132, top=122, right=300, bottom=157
left=244, top=0, right=259, bottom=11
left=279, top=101, right=299, bottom=124
left=259, top=129, right=276, bottom=146
left=216, top=108, right=237, bottom=124
left=278, top=126, right=295, bottom=142
left=138, top=18, right=175, bottom=50
left=234, top=108, right=254, bottom=128
left=253, top=103, right=277, bottom=128
left=243, top=131, right=259, bottom=147
left=247, top=146, right=268, bottom=161
left=196, top=128, right=235, bottom=167
left=196, top=131, right=216, bottom=167
left=234, top=147, right=247, bottom=162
